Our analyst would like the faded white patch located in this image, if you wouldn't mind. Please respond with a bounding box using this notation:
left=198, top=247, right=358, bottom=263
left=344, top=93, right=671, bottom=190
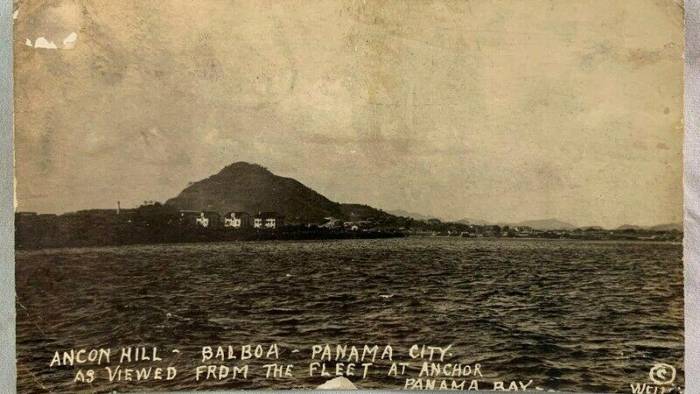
left=13, top=9, right=19, bottom=19
left=25, top=39, right=32, bottom=47
left=34, top=37, right=57, bottom=49
left=62, top=32, right=77, bottom=49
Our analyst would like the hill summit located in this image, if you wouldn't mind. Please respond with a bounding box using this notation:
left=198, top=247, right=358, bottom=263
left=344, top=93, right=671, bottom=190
left=165, top=162, right=392, bottom=223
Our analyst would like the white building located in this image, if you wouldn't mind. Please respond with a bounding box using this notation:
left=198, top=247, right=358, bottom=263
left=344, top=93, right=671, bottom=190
left=181, top=211, right=221, bottom=228
left=254, top=212, right=284, bottom=229
left=196, top=213, right=210, bottom=228
left=224, top=212, right=252, bottom=229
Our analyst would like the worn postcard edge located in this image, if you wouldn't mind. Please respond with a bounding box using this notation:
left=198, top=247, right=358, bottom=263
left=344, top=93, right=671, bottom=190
left=1, top=0, right=16, bottom=393
left=683, top=0, right=700, bottom=392
left=0, top=0, right=698, bottom=393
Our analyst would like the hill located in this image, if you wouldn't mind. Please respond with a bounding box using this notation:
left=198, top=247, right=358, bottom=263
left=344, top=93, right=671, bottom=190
left=165, top=162, right=391, bottom=224
left=386, top=209, right=433, bottom=221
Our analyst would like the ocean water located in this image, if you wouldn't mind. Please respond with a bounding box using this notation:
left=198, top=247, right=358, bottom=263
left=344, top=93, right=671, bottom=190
left=15, top=238, right=684, bottom=393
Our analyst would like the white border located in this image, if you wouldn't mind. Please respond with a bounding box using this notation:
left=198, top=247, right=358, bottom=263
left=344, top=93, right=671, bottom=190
left=0, top=0, right=16, bottom=392
left=684, top=0, right=699, bottom=393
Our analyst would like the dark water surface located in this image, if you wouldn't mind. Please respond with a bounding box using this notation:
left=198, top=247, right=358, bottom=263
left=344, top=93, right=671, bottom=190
left=16, top=238, right=684, bottom=393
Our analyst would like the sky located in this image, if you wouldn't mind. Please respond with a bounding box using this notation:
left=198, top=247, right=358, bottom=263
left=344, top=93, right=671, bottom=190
left=13, top=0, right=684, bottom=227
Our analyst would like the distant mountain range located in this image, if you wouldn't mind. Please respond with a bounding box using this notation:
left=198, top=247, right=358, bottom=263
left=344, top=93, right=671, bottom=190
left=456, top=218, right=681, bottom=232
left=431, top=217, right=576, bottom=230
left=394, top=214, right=577, bottom=230
left=455, top=218, right=492, bottom=226
left=648, top=223, right=683, bottom=231
left=380, top=209, right=682, bottom=231
left=618, top=223, right=683, bottom=232
left=386, top=211, right=491, bottom=225
left=386, top=209, right=435, bottom=221
left=506, top=218, right=577, bottom=230
left=616, top=224, right=643, bottom=231
left=166, top=162, right=394, bottom=223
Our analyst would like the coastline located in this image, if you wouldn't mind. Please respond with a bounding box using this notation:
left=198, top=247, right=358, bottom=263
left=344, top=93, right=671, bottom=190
left=14, top=227, right=407, bottom=251
left=14, top=231, right=683, bottom=252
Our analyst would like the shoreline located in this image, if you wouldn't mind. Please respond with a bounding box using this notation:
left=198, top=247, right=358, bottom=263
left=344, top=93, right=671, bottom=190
left=14, top=232, right=682, bottom=252
left=14, top=228, right=407, bottom=251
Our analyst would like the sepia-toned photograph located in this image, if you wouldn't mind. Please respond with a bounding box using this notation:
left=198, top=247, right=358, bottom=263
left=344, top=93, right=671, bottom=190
left=12, top=1, right=685, bottom=392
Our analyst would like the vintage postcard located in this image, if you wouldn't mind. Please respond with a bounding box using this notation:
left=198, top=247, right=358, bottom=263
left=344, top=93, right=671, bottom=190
left=12, top=1, right=685, bottom=393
